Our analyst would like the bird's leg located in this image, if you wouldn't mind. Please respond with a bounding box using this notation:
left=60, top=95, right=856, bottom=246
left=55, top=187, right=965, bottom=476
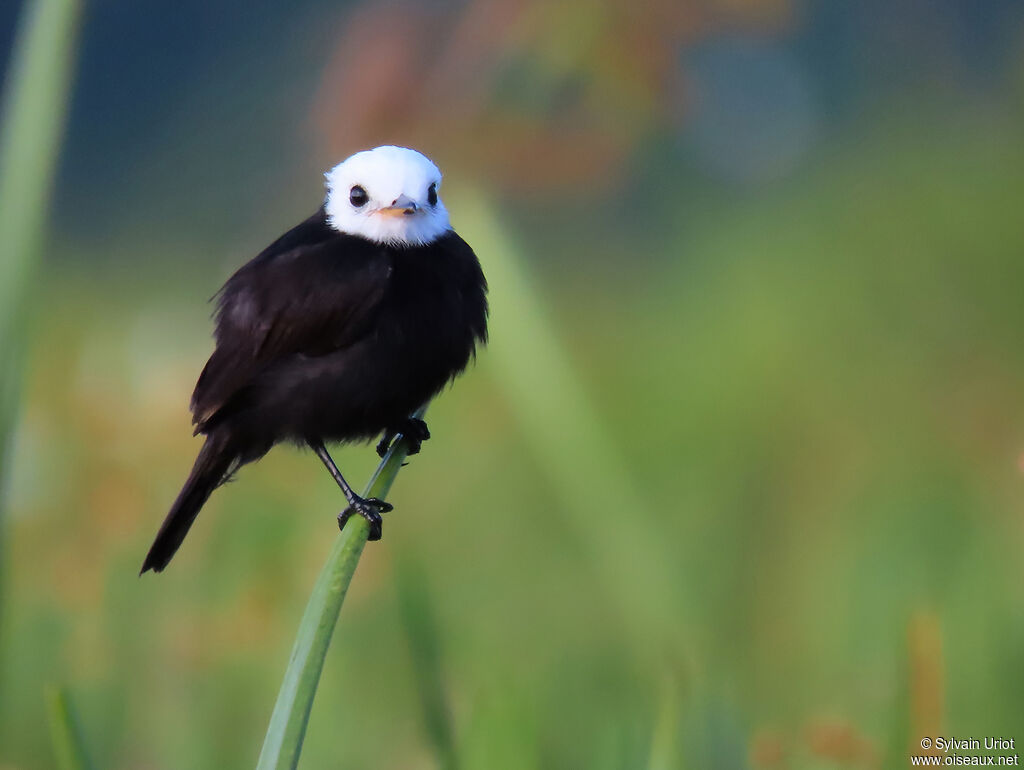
left=376, top=417, right=431, bottom=458
left=308, top=438, right=392, bottom=541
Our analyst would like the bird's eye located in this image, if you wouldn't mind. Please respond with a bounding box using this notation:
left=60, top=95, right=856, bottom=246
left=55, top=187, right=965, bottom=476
left=349, top=185, right=369, bottom=207
left=427, top=183, right=438, bottom=207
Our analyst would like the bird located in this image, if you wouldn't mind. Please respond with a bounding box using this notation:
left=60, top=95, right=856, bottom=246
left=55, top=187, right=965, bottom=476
left=140, top=146, right=488, bottom=574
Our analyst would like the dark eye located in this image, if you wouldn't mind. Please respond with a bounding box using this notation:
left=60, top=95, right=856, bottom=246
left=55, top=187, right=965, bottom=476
left=349, top=185, right=368, bottom=207
left=427, top=183, right=438, bottom=207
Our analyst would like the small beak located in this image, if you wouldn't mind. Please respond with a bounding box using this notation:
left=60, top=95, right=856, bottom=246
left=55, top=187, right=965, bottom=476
left=377, top=194, right=420, bottom=218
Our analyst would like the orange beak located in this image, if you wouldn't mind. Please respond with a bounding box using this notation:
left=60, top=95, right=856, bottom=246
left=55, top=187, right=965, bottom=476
left=376, top=194, right=420, bottom=218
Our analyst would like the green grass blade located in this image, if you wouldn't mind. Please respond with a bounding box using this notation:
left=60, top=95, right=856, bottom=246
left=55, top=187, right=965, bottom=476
left=256, top=406, right=427, bottom=770
left=0, top=0, right=82, bottom=693
left=46, top=685, right=96, bottom=770
left=395, top=554, right=459, bottom=770
left=447, top=188, right=677, bottom=640
left=0, top=0, right=82, bottom=485
left=647, top=674, right=683, bottom=770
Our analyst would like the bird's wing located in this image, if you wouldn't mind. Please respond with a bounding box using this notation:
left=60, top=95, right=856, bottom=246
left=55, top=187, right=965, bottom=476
left=191, top=211, right=392, bottom=430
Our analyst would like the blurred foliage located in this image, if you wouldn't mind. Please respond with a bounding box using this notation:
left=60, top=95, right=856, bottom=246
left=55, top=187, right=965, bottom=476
left=2, top=0, right=1024, bottom=768
left=2, top=109, right=1022, bottom=768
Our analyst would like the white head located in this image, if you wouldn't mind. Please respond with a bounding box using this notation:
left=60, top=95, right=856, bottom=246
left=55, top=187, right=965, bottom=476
left=324, top=145, right=450, bottom=247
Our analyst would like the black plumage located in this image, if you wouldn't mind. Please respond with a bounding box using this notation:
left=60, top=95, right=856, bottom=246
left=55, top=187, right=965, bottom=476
left=141, top=205, right=487, bottom=573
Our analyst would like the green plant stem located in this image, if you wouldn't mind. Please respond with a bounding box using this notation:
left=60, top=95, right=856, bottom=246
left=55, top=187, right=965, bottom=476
left=395, top=554, right=459, bottom=770
left=0, top=0, right=81, bottom=487
left=447, top=187, right=680, bottom=645
left=256, top=406, right=427, bottom=770
left=0, top=0, right=82, bottom=699
left=647, top=673, right=682, bottom=770
left=46, top=685, right=95, bottom=770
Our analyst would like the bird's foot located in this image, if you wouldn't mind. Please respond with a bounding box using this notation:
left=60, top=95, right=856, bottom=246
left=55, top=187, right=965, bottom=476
left=376, top=418, right=431, bottom=458
left=400, top=418, right=430, bottom=455
left=338, top=497, right=394, bottom=541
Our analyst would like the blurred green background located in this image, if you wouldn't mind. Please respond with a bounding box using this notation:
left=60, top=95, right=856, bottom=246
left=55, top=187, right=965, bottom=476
left=2, top=0, right=1024, bottom=767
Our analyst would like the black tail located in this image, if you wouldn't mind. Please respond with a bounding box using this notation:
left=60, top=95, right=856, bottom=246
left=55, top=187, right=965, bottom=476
left=141, top=433, right=235, bottom=574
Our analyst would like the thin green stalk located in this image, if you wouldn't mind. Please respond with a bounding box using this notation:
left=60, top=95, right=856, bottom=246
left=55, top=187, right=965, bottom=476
left=0, top=0, right=82, bottom=697
left=647, top=674, right=682, bottom=770
left=0, top=0, right=82, bottom=487
left=256, top=406, right=427, bottom=770
left=447, top=187, right=680, bottom=644
left=46, top=685, right=95, bottom=770
left=395, top=554, right=459, bottom=770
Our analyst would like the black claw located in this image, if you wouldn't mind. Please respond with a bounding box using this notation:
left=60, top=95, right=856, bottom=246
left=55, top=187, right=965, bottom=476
left=337, top=497, right=393, bottom=541
left=405, top=418, right=430, bottom=442
left=365, top=497, right=393, bottom=513
left=376, top=418, right=431, bottom=458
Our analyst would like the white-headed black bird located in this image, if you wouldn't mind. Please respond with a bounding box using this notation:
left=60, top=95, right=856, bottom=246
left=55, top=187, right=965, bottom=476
left=141, top=146, right=488, bottom=573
